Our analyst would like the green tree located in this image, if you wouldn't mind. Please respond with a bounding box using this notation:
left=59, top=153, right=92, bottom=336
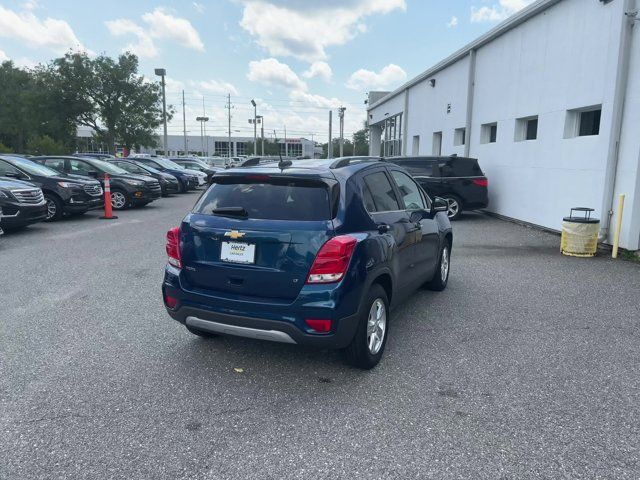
left=0, top=61, right=37, bottom=152
left=52, top=52, right=170, bottom=154
left=25, top=135, right=68, bottom=155
left=352, top=127, right=369, bottom=155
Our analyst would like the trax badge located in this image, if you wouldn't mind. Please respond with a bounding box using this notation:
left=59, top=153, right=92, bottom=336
left=224, top=230, right=246, bottom=240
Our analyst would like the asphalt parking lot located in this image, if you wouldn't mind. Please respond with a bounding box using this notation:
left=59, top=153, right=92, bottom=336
left=1, top=192, right=639, bottom=479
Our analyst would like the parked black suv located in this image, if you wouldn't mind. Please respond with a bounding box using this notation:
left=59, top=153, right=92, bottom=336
left=0, top=155, right=104, bottom=221
left=0, top=176, right=47, bottom=230
left=107, top=159, right=180, bottom=196
left=169, top=157, right=220, bottom=184
left=34, top=156, right=161, bottom=210
left=385, top=155, right=488, bottom=220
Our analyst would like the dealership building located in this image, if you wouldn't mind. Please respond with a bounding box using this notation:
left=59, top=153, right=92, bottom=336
left=368, top=0, right=640, bottom=251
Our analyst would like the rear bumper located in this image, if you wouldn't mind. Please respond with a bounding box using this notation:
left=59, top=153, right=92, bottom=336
left=167, top=305, right=359, bottom=348
left=163, top=264, right=363, bottom=349
left=463, top=199, right=489, bottom=210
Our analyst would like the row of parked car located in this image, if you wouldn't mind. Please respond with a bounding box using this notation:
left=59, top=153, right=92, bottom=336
left=0, top=153, right=225, bottom=233
left=0, top=152, right=489, bottom=235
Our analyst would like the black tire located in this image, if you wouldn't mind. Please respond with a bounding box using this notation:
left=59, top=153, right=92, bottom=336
left=44, top=193, right=64, bottom=222
left=443, top=194, right=463, bottom=220
left=110, top=188, right=130, bottom=210
left=186, top=324, right=218, bottom=338
left=344, top=284, right=389, bottom=370
left=425, top=240, right=451, bottom=291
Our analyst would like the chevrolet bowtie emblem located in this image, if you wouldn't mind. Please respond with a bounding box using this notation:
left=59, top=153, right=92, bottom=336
left=224, top=230, right=246, bottom=240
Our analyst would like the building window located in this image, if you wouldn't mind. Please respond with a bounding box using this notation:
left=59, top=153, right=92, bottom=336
left=412, top=136, right=420, bottom=155
left=564, top=106, right=602, bottom=138
left=515, top=116, right=538, bottom=142
left=236, top=142, right=248, bottom=156
left=215, top=141, right=230, bottom=156
left=480, top=123, right=498, bottom=144
left=454, top=128, right=466, bottom=147
left=432, top=132, right=442, bottom=156
left=381, top=113, right=402, bottom=157
left=579, top=109, right=601, bottom=136
left=280, top=143, right=302, bottom=157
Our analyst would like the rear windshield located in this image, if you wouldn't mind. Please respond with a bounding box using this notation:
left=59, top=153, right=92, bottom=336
left=193, top=177, right=332, bottom=221
left=440, top=158, right=483, bottom=177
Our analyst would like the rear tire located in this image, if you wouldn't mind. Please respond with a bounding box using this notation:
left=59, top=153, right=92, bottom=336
left=443, top=194, right=463, bottom=220
left=425, top=241, right=451, bottom=291
left=186, top=325, right=218, bottom=339
left=44, top=194, right=63, bottom=222
left=344, top=284, right=389, bottom=370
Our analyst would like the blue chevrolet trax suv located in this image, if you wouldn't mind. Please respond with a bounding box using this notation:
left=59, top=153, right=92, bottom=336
left=163, top=157, right=453, bottom=369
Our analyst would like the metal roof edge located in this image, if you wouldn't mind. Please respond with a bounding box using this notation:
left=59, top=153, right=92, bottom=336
left=367, top=0, right=563, bottom=111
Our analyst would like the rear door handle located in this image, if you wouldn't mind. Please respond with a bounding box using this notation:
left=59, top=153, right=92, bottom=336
left=377, top=223, right=390, bottom=234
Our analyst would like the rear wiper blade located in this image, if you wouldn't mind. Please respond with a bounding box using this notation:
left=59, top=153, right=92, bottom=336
left=210, top=207, right=248, bottom=218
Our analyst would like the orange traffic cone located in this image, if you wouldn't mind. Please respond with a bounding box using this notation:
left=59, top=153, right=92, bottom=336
left=100, top=173, right=118, bottom=220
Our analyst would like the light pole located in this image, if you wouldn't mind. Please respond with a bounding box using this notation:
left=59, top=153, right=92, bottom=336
left=256, top=115, right=264, bottom=156
left=251, top=99, right=258, bottom=155
left=154, top=68, right=168, bottom=156
left=196, top=116, right=209, bottom=156
left=338, top=106, right=346, bottom=157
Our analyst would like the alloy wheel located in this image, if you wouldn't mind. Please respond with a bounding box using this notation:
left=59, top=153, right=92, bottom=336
left=46, top=199, right=57, bottom=220
left=441, top=246, right=450, bottom=283
left=446, top=198, right=459, bottom=218
left=111, top=192, right=126, bottom=209
left=366, top=299, right=387, bottom=355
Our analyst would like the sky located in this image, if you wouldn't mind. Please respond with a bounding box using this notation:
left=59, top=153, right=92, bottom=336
left=0, top=0, right=535, bottom=143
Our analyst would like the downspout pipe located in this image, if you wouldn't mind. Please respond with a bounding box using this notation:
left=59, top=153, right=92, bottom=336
left=599, top=0, right=636, bottom=242
left=465, top=49, right=477, bottom=158
left=402, top=88, right=409, bottom=155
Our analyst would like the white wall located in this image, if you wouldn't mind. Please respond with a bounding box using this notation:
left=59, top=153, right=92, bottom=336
left=369, top=0, right=640, bottom=250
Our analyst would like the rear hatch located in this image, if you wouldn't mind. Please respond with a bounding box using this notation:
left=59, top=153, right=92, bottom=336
left=181, top=172, right=337, bottom=301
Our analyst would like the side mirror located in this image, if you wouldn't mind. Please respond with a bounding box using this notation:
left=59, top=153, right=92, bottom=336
left=432, top=197, right=448, bottom=214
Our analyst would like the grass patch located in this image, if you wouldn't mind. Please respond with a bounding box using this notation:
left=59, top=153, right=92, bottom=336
left=619, top=250, right=640, bottom=263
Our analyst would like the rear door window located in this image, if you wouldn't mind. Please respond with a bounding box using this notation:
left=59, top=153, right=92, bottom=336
left=442, top=159, right=483, bottom=177
left=194, top=177, right=332, bottom=221
left=363, top=172, right=400, bottom=212
left=396, top=160, right=435, bottom=177
left=43, top=158, right=66, bottom=172
left=390, top=171, right=426, bottom=210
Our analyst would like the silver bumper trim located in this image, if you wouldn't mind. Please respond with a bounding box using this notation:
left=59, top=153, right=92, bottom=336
left=186, top=316, right=297, bottom=344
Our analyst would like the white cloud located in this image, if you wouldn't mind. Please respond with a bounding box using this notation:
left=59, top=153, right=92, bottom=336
left=290, top=90, right=342, bottom=109
left=247, top=58, right=307, bottom=91
left=105, top=19, right=158, bottom=58
left=346, top=63, right=406, bottom=91
left=195, top=79, right=239, bottom=96
left=142, top=8, right=204, bottom=52
left=192, top=2, right=205, bottom=14
left=471, top=0, right=533, bottom=23
left=22, top=0, right=39, bottom=11
left=303, top=61, right=333, bottom=82
left=239, top=0, right=406, bottom=62
left=0, top=5, right=90, bottom=55
left=447, top=16, right=458, bottom=28
left=0, top=49, right=8, bottom=62
left=106, top=8, right=204, bottom=58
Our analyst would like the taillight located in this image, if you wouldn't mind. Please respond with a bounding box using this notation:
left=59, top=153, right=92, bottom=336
left=472, top=178, right=488, bottom=187
left=164, top=293, right=178, bottom=309
left=166, top=227, right=182, bottom=268
left=307, top=235, right=357, bottom=284
left=305, top=319, right=332, bottom=333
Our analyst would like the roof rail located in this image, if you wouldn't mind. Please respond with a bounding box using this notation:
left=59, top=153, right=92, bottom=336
left=329, top=157, right=382, bottom=169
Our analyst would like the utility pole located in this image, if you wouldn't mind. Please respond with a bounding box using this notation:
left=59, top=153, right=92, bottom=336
left=182, top=90, right=187, bottom=156
left=251, top=100, right=257, bottom=155
left=154, top=68, right=168, bottom=156
left=284, top=125, right=288, bottom=157
left=196, top=116, right=209, bottom=155
left=328, top=111, right=333, bottom=159
left=202, top=96, right=208, bottom=156
left=257, top=115, right=264, bottom=156
left=226, top=93, right=232, bottom=158
left=338, top=106, right=346, bottom=157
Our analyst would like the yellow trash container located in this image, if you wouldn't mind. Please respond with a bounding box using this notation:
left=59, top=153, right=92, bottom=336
left=560, top=208, right=600, bottom=257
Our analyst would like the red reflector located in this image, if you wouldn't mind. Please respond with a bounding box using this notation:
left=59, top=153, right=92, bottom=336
left=307, top=235, right=357, bottom=284
left=164, top=294, right=177, bottom=309
left=472, top=178, right=488, bottom=187
left=305, top=319, right=332, bottom=333
left=166, top=227, right=182, bottom=268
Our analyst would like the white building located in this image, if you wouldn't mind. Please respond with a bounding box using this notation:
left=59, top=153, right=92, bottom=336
left=368, top=0, right=640, bottom=251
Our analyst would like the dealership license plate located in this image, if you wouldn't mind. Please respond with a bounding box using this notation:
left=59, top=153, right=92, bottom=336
left=197, top=177, right=205, bottom=186
left=220, top=241, right=255, bottom=264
